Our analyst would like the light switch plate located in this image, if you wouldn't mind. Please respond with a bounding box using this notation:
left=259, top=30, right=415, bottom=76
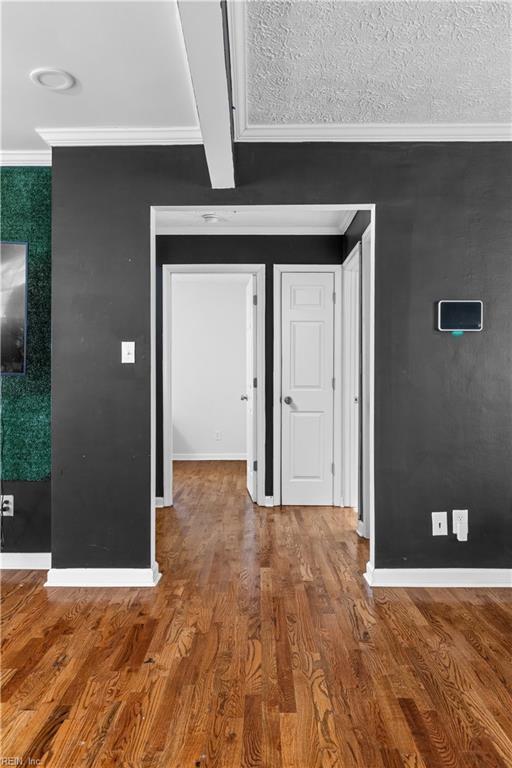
left=121, top=341, right=135, bottom=364
left=432, top=511, right=448, bottom=536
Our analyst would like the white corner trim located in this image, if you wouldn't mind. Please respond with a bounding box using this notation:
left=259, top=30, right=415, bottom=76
left=0, top=552, right=51, bottom=570
left=36, top=126, right=202, bottom=147
left=364, top=563, right=512, bottom=588
left=264, top=496, right=274, bottom=507
left=0, top=150, right=52, bottom=166
left=172, top=453, right=247, bottom=461
left=235, top=123, right=512, bottom=143
left=45, top=562, right=162, bottom=588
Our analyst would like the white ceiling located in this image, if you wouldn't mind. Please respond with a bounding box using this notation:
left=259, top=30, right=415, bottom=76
left=230, top=0, right=512, bottom=141
left=1, top=1, right=199, bottom=152
left=1, top=0, right=510, bottom=166
left=155, top=205, right=357, bottom=235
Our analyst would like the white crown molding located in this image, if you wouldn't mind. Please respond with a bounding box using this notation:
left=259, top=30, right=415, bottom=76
left=0, top=150, right=52, bottom=166
left=36, top=126, right=202, bottom=147
left=365, top=563, right=512, bottom=588
left=236, top=123, right=512, bottom=143
left=45, top=562, right=161, bottom=588
left=0, top=552, right=51, bottom=570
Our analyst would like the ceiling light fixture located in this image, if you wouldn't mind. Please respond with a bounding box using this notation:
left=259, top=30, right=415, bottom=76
left=29, top=67, right=75, bottom=91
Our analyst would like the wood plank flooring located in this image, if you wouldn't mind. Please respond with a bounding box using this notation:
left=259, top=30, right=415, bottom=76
left=1, top=460, right=512, bottom=767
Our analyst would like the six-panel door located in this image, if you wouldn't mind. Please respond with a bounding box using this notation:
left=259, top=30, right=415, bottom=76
left=281, top=272, right=335, bottom=505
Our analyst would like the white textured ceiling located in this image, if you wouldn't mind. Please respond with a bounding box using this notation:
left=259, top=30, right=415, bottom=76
left=244, top=0, right=512, bottom=127
left=1, top=1, right=198, bottom=151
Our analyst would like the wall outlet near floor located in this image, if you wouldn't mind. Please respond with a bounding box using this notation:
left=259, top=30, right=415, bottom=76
left=0, top=495, right=14, bottom=517
left=432, top=511, right=448, bottom=536
left=453, top=509, right=468, bottom=541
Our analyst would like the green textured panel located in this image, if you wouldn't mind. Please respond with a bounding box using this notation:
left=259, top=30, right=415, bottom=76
left=1, top=167, right=51, bottom=480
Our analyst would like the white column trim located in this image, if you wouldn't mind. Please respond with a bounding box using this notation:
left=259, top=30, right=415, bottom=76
left=177, top=0, right=234, bottom=188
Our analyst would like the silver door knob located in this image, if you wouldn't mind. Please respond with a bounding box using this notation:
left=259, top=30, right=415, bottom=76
left=284, top=396, right=293, bottom=405
left=241, top=394, right=248, bottom=401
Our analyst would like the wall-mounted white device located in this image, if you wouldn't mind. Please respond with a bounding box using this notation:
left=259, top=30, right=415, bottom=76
left=0, top=495, right=14, bottom=516
left=121, top=341, right=135, bottom=364
left=453, top=509, right=468, bottom=541
left=432, top=511, right=448, bottom=536
left=437, top=300, right=483, bottom=332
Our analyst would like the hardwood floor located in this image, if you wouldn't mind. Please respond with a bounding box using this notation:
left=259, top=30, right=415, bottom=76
left=1, top=461, right=512, bottom=767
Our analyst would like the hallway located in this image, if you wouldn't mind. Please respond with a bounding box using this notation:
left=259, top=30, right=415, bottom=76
left=1, top=461, right=511, bottom=767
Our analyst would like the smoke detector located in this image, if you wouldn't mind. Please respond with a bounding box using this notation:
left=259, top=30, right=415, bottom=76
left=201, top=213, right=223, bottom=224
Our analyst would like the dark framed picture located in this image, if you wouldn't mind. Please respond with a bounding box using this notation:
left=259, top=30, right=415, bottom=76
left=1, top=241, right=28, bottom=374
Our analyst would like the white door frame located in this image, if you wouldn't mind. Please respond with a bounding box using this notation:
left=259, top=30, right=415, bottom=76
left=360, top=225, right=374, bottom=541
left=150, top=203, right=376, bottom=577
left=342, top=242, right=361, bottom=515
left=162, top=263, right=266, bottom=507
left=273, top=264, right=343, bottom=508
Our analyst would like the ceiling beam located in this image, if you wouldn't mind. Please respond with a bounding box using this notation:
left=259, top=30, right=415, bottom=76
left=177, top=0, right=235, bottom=189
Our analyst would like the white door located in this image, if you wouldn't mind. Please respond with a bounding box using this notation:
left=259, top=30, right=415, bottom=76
left=281, top=272, right=335, bottom=505
left=245, top=277, right=256, bottom=500
left=342, top=245, right=361, bottom=511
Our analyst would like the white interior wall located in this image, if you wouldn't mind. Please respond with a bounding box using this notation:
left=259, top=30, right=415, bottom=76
left=171, top=274, right=249, bottom=459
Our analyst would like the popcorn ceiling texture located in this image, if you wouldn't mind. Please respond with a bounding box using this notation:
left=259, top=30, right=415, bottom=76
left=247, top=1, right=512, bottom=125
left=1, top=168, right=51, bottom=480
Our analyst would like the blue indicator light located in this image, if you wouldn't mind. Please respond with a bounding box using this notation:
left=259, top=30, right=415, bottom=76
left=451, top=330, right=465, bottom=337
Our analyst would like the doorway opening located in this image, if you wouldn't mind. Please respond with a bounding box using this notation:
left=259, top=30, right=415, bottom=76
left=150, top=205, right=376, bottom=578
left=272, top=221, right=373, bottom=536
left=162, top=264, right=266, bottom=507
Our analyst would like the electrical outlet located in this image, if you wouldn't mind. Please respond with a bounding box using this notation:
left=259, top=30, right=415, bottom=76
left=453, top=509, right=468, bottom=541
left=215, top=431, right=222, bottom=441
left=432, top=511, right=448, bottom=536
left=0, top=495, right=14, bottom=517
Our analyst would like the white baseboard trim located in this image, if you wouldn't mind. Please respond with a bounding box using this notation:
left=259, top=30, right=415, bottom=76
left=45, top=562, right=162, bottom=588
left=173, top=453, right=247, bottom=461
left=264, top=496, right=274, bottom=507
left=0, top=552, right=51, bottom=570
left=364, top=562, right=512, bottom=588
left=155, top=497, right=164, bottom=508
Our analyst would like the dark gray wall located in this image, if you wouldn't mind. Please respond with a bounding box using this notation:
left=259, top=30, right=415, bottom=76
left=1, top=480, right=51, bottom=552
left=52, top=143, right=512, bottom=569
left=156, top=235, right=341, bottom=498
